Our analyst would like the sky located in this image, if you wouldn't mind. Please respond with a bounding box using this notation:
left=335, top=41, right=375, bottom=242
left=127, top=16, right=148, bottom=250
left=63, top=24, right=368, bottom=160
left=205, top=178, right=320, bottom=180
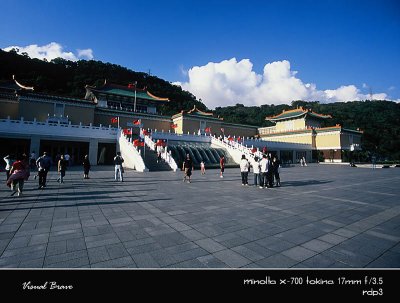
left=1, top=0, right=399, bottom=109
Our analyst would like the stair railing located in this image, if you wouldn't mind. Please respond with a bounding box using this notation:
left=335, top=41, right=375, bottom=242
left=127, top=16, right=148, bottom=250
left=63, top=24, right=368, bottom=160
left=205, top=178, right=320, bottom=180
left=144, top=134, right=178, bottom=172
left=118, top=129, right=148, bottom=172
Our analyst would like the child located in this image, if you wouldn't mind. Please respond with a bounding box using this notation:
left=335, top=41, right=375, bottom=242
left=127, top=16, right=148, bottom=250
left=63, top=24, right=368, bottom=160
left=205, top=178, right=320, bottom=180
left=200, top=161, right=206, bottom=175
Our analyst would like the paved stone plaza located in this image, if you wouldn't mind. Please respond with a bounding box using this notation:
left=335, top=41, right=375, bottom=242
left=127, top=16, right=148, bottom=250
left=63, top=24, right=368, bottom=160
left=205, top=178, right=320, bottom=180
left=0, top=164, right=399, bottom=268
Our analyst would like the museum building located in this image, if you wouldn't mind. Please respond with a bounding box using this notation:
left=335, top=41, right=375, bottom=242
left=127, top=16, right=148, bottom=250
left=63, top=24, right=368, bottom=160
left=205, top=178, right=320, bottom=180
left=0, top=77, right=362, bottom=169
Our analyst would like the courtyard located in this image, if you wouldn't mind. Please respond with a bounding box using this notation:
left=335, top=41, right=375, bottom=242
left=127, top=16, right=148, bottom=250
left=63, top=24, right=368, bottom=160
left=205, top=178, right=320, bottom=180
left=0, top=164, right=399, bottom=268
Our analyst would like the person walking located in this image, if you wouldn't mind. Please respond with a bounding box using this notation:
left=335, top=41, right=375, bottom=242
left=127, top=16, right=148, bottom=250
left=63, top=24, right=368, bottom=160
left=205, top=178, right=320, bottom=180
left=57, top=155, right=67, bottom=183
left=36, top=152, right=51, bottom=189
left=371, top=155, right=377, bottom=169
left=240, top=154, right=250, bottom=186
left=200, top=161, right=206, bottom=175
left=182, top=154, right=194, bottom=183
left=220, top=155, right=225, bottom=178
left=7, top=154, right=29, bottom=196
left=252, top=156, right=261, bottom=187
left=83, top=155, right=91, bottom=179
left=272, top=156, right=281, bottom=187
left=3, top=154, right=14, bottom=181
left=114, top=152, right=124, bottom=182
left=29, top=150, right=37, bottom=170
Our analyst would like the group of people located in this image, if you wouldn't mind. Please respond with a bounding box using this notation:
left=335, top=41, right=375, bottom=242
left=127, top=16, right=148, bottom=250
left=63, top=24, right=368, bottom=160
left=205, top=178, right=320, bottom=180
left=240, top=154, right=281, bottom=188
left=3, top=151, right=92, bottom=196
left=182, top=153, right=281, bottom=188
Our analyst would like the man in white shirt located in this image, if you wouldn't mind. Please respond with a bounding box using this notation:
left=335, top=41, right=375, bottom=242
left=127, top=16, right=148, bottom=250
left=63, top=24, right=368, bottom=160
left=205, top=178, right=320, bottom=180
left=240, top=155, right=250, bottom=186
left=252, top=156, right=261, bottom=187
left=259, top=154, right=269, bottom=188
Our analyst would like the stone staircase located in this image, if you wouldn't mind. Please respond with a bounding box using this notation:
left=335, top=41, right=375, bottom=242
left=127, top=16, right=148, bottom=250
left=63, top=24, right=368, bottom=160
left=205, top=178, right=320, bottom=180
left=142, top=146, right=172, bottom=171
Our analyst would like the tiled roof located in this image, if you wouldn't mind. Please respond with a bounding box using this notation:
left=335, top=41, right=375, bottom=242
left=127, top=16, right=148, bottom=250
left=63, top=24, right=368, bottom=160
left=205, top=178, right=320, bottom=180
left=172, top=105, right=222, bottom=120
left=266, top=107, right=332, bottom=122
left=86, top=81, right=169, bottom=102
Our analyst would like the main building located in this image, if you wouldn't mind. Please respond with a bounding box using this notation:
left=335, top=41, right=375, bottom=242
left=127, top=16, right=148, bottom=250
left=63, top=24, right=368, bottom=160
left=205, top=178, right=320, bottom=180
left=0, top=77, right=362, bottom=169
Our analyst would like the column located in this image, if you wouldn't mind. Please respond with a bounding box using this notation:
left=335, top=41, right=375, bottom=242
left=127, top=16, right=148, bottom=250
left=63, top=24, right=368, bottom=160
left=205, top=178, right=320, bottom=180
left=30, top=135, right=41, bottom=154
left=89, top=139, right=99, bottom=166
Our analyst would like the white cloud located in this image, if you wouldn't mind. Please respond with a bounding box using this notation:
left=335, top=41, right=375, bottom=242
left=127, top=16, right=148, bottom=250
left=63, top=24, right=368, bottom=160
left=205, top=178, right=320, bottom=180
left=3, top=42, right=94, bottom=61
left=177, top=58, right=391, bottom=109
left=77, top=48, right=94, bottom=60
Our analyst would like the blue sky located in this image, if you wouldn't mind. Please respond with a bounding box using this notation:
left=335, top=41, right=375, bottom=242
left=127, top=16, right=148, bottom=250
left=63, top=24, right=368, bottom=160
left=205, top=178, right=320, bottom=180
left=1, top=0, right=399, bottom=108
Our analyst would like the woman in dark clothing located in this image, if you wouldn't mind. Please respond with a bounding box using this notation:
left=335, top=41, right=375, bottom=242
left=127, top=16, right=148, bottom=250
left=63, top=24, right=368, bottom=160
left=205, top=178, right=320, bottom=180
left=83, top=155, right=91, bottom=179
left=182, top=154, right=194, bottom=183
left=272, top=156, right=281, bottom=187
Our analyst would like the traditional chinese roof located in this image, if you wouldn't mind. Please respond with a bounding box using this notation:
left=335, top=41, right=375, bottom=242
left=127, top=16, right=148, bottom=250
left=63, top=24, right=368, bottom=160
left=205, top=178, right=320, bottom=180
left=85, top=80, right=169, bottom=103
left=0, top=75, right=34, bottom=91
left=266, top=107, right=332, bottom=122
left=172, top=105, right=222, bottom=120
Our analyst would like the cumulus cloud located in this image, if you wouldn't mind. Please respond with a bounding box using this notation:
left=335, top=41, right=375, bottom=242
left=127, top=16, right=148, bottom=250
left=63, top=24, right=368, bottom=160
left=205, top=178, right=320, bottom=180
left=176, top=58, right=391, bottom=109
left=3, top=42, right=94, bottom=61
left=77, top=48, right=94, bottom=60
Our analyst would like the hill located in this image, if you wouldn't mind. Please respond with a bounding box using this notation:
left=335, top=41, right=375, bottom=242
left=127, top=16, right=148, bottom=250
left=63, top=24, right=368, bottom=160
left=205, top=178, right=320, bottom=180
left=1, top=50, right=399, bottom=160
left=0, top=49, right=206, bottom=116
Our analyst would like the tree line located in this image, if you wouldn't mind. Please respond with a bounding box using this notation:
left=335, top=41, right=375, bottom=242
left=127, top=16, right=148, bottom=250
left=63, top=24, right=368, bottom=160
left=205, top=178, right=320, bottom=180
left=1, top=50, right=399, bottom=160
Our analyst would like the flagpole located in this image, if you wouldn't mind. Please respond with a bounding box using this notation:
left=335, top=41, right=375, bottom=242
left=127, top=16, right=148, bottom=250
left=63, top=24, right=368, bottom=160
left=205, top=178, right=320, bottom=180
left=118, top=117, right=120, bottom=129
left=134, top=81, right=137, bottom=112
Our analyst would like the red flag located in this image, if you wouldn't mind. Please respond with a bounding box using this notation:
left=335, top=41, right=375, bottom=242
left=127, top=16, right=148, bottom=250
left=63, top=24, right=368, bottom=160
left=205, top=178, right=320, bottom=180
left=237, top=136, right=241, bottom=141
left=133, top=119, right=141, bottom=125
left=228, top=137, right=234, bottom=141
left=123, top=128, right=132, bottom=135
left=171, top=123, right=178, bottom=129
left=133, top=139, right=144, bottom=147
left=205, top=127, right=211, bottom=133
left=142, top=129, right=150, bottom=136
left=251, top=148, right=257, bottom=153
left=111, top=117, right=118, bottom=123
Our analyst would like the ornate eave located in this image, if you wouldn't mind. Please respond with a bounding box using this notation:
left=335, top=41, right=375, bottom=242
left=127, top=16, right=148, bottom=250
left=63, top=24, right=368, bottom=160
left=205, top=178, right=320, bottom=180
left=84, top=80, right=169, bottom=103
left=172, top=105, right=222, bottom=120
left=266, top=107, right=332, bottom=122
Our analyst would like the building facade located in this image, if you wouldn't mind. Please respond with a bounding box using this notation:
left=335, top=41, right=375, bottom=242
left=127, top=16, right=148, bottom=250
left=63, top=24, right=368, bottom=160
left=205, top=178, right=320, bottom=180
left=258, top=107, right=363, bottom=162
left=0, top=78, right=363, bottom=166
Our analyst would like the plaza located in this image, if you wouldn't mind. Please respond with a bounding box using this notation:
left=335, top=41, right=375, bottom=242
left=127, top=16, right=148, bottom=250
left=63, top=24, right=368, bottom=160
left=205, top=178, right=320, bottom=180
left=0, top=164, right=399, bottom=268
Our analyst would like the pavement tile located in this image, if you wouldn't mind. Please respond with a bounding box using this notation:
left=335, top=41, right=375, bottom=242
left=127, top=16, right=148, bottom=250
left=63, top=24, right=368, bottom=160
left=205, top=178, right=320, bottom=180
left=130, top=252, right=161, bottom=268
left=1, top=166, right=399, bottom=269
left=213, top=249, right=252, bottom=268
left=195, top=238, right=226, bottom=253
left=281, top=246, right=318, bottom=262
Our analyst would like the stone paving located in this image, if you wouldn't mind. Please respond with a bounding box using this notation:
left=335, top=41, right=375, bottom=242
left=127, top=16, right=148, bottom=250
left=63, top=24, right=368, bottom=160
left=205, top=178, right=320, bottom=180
left=0, top=164, right=399, bottom=268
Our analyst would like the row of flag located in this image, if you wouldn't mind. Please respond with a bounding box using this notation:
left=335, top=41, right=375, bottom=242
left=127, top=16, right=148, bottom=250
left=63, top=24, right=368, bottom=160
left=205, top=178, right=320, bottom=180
left=111, top=117, right=228, bottom=134
left=111, top=117, right=142, bottom=125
